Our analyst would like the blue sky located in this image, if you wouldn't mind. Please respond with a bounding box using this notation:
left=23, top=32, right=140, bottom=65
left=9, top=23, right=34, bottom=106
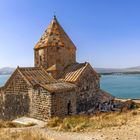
left=0, top=0, right=140, bottom=68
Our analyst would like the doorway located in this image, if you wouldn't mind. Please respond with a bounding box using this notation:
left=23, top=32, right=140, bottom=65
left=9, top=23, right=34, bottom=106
left=67, top=100, right=71, bottom=115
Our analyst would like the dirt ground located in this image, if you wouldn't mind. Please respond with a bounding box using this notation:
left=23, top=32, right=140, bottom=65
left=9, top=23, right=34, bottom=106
left=44, top=117, right=140, bottom=140
left=1, top=111, right=140, bottom=140
left=42, top=111, right=140, bottom=140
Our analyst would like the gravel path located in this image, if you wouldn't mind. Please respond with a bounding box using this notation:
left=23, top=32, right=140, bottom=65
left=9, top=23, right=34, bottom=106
left=42, top=129, right=104, bottom=140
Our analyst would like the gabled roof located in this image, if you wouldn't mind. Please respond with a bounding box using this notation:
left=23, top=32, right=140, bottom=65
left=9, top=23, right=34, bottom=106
left=17, top=67, right=57, bottom=86
left=18, top=67, right=76, bottom=93
left=60, top=62, right=99, bottom=83
left=3, top=66, right=76, bottom=93
left=34, top=16, right=76, bottom=50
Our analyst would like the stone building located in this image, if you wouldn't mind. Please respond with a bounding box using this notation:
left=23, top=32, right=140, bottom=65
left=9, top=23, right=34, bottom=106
left=0, top=16, right=113, bottom=120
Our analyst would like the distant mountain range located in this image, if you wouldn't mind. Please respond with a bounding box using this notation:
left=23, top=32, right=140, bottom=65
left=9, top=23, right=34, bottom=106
left=0, top=67, right=15, bottom=75
left=95, top=66, right=140, bottom=74
left=0, top=66, right=140, bottom=75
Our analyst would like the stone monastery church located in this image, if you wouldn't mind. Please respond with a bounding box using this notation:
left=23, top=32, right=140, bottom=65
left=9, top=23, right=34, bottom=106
left=0, top=16, right=113, bottom=120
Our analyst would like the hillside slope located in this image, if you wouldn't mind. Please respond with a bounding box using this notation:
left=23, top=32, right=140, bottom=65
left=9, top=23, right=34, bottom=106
left=0, top=67, right=15, bottom=75
left=95, top=66, right=140, bottom=74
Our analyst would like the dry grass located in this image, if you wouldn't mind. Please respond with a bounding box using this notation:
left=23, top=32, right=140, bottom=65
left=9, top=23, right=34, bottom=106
left=0, top=121, right=52, bottom=140
left=47, top=110, right=139, bottom=132
left=0, top=120, right=36, bottom=128
left=0, top=121, right=23, bottom=128
left=0, top=129, right=52, bottom=140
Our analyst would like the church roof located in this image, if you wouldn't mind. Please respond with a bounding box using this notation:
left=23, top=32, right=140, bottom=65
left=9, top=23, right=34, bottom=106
left=40, top=82, right=76, bottom=93
left=34, top=16, right=76, bottom=50
left=60, top=62, right=99, bottom=83
left=17, top=67, right=76, bottom=92
left=17, top=67, right=57, bottom=86
left=3, top=66, right=76, bottom=93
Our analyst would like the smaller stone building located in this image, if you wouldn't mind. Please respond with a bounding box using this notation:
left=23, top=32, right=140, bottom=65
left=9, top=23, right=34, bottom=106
left=0, top=16, right=113, bottom=121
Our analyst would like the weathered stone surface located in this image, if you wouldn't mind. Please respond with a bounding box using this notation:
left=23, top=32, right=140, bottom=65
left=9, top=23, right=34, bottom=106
left=51, top=91, right=76, bottom=117
left=30, top=87, right=52, bottom=120
left=75, top=65, right=101, bottom=113
left=0, top=71, right=30, bottom=120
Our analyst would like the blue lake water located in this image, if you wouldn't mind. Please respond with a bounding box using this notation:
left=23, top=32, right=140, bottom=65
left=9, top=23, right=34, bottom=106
left=0, top=74, right=140, bottom=99
left=101, top=74, right=140, bottom=99
left=0, top=75, right=10, bottom=87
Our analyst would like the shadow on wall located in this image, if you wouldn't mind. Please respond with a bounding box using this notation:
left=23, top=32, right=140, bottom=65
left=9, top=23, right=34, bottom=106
left=2, top=93, right=30, bottom=120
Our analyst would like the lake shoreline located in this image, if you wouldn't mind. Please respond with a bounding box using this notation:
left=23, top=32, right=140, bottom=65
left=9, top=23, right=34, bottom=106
left=100, top=72, right=140, bottom=75
left=101, top=74, right=140, bottom=99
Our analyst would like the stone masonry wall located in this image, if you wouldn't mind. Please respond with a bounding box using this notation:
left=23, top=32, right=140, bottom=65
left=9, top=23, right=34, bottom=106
left=0, top=88, right=4, bottom=118
left=51, top=90, right=76, bottom=117
left=0, top=71, right=30, bottom=120
left=76, top=66, right=100, bottom=113
left=30, top=87, right=52, bottom=120
left=30, top=87, right=76, bottom=120
left=3, top=93, right=30, bottom=120
left=35, top=46, right=76, bottom=70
